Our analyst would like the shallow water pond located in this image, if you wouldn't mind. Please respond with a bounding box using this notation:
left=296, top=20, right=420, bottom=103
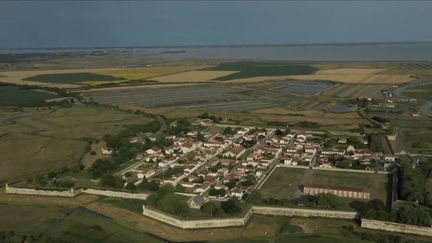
left=275, top=80, right=333, bottom=95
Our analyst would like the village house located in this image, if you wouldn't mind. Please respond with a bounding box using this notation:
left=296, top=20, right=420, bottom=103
left=203, top=139, right=225, bottom=148
left=230, top=188, right=245, bottom=199
left=321, top=148, right=345, bottom=156
left=188, top=195, right=208, bottom=209
left=101, top=148, right=112, bottom=155
left=136, top=169, right=156, bottom=179
left=223, top=145, right=246, bottom=159
left=194, top=182, right=211, bottom=194
left=146, top=146, right=162, bottom=155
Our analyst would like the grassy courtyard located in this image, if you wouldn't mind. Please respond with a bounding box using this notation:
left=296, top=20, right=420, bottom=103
left=259, top=167, right=391, bottom=205
left=308, top=170, right=391, bottom=203
left=259, top=167, right=306, bottom=199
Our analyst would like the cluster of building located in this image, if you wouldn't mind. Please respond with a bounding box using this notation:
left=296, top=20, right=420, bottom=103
left=110, top=121, right=392, bottom=205
left=281, top=133, right=319, bottom=167
left=281, top=132, right=374, bottom=169
left=179, top=127, right=283, bottom=199
left=122, top=129, right=227, bottom=187
left=120, top=125, right=285, bottom=200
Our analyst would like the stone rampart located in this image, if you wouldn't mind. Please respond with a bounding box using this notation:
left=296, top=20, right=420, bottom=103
left=361, top=219, right=432, bottom=237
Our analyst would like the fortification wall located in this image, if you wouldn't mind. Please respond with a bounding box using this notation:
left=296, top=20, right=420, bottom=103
left=4, top=184, right=79, bottom=197
left=81, top=188, right=149, bottom=200
left=142, top=205, right=252, bottom=229
left=277, top=164, right=392, bottom=175
left=5, top=184, right=148, bottom=200
left=252, top=206, right=357, bottom=219
left=361, top=219, right=432, bottom=237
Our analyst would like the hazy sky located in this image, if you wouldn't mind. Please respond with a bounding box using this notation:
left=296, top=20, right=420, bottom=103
left=1, top=1, right=432, bottom=48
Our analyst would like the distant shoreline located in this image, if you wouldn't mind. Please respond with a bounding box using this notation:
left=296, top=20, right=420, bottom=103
left=2, top=40, right=432, bottom=52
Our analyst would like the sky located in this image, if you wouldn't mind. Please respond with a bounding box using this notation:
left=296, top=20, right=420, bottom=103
left=1, top=1, right=432, bottom=48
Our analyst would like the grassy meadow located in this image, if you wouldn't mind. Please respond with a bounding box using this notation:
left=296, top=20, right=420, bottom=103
left=0, top=85, right=59, bottom=106
left=0, top=105, right=152, bottom=183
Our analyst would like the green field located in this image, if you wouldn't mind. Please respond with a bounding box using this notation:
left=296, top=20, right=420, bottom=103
left=259, top=167, right=391, bottom=204
left=207, top=62, right=317, bottom=80
left=0, top=85, right=59, bottom=106
left=48, top=208, right=165, bottom=243
left=23, top=72, right=123, bottom=84
left=0, top=105, right=152, bottom=183
left=0, top=202, right=73, bottom=236
left=308, top=170, right=391, bottom=203
left=323, top=84, right=386, bottom=99
left=402, top=132, right=432, bottom=154
left=403, top=83, right=432, bottom=100
left=214, top=235, right=369, bottom=243
left=259, top=167, right=306, bottom=199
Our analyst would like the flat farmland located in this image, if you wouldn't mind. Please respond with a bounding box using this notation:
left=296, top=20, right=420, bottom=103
left=0, top=106, right=152, bottom=182
left=323, top=84, right=386, bottom=98
left=0, top=65, right=210, bottom=88
left=0, top=85, right=59, bottom=106
left=207, top=61, right=318, bottom=80
left=85, top=84, right=247, bottom=107
left=152, top=70, right=238, bottom=83
left=284, top=68, right=413, bottom=84
left=250, top=107, right=365, bottom=129
left=170, top=100, right=276, bottom=112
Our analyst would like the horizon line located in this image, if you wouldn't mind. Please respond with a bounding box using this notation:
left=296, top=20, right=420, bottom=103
left=2, top=40, right=432, bottom=52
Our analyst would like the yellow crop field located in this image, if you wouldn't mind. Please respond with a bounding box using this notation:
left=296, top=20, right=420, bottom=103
left=80, top=80, right=128, bottom=86
left=0, top=65, right=212, bottom=88
left=96, top=66, right=194, bottom=80
left=153, top=70, right=238, bottom=83
left=221, top=68, right=413, bottom=85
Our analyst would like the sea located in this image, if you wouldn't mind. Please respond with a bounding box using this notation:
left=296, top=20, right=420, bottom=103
left=2, top=42, right=432, bottom=61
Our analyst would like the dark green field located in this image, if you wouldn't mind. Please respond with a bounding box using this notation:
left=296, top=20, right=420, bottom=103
left=0, top=85, right=59, bottom=106
left=23, top=72, right=122, bottom=84
left=207, top=62, right=317, bottom=80
left=403, top=83, right=432, bottom=100
left=42, top=208, right=166, bottom=243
